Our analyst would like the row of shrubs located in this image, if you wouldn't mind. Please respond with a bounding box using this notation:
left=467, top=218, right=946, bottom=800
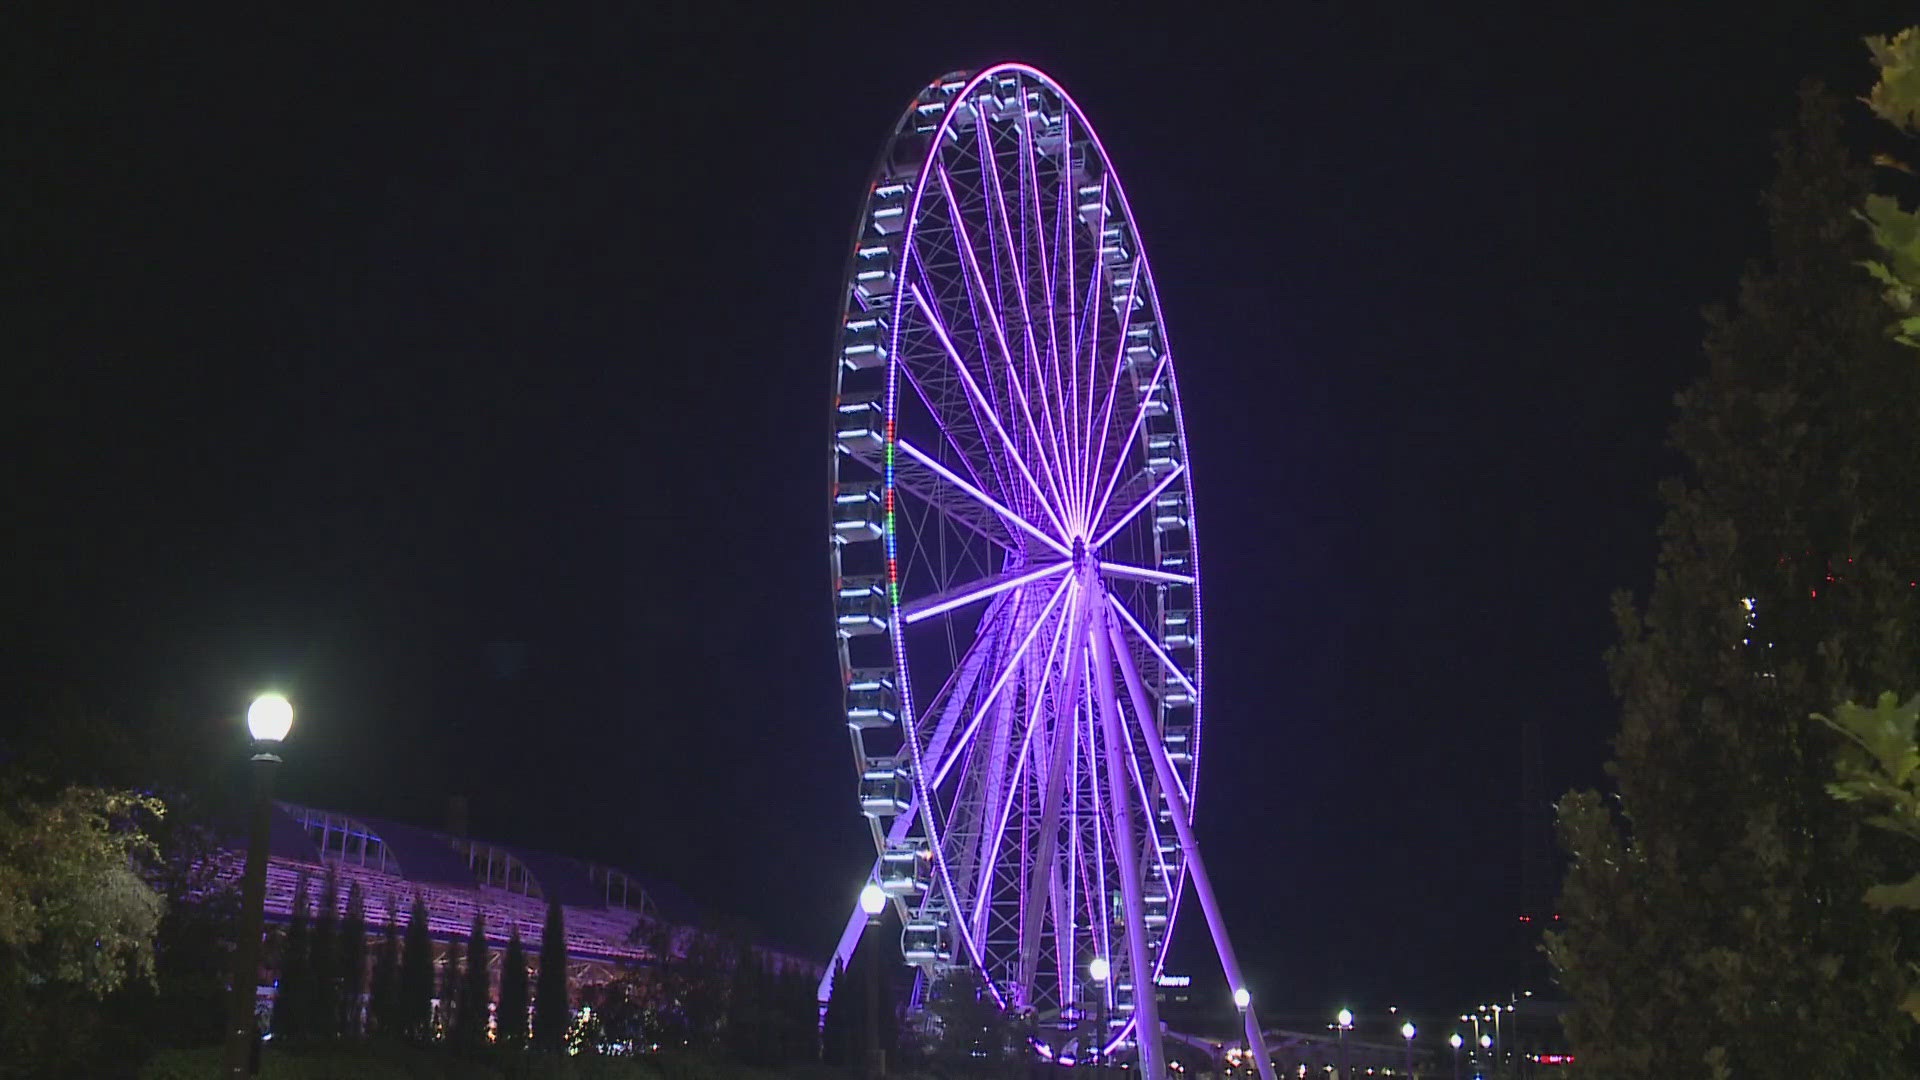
left=136, top=1044, right=852, bottom=1080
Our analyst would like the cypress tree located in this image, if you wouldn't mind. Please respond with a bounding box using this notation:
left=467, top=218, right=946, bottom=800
left=369, top=903, right=400, bottom=1039
left=498, top=925, right=529, bottom=1048
left=399, top=897, right=435, bottom=1042
left=309, top=870, right=339, bottom=1039
left=456, top=913, right=491, bottom=1049
left=818, top=957, right=851, bottom=1069
left=273, top=874, right=311, bottom=1042
left=1548, top=86, right=1920, bottom=1078
left=337, top=882, right=367, bottom=1038
left=532, top=898, right=569, bottom=1050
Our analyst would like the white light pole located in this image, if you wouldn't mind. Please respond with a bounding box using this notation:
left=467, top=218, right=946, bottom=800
left=223, top=693, right=293, bottom=1078
left=1335, top=1009, right=1353, bottom=1080
left=859, top=883, right=887, bottom=1079
left=1400, top=1022, right=1415, bottom=1080
left=1089, top=957, right=1110, bottom=1076
left=1449, top=1033, right=1463, bottom=1080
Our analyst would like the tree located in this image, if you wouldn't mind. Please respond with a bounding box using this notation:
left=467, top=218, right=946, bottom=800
left=369, top=904, right=400, bottom=1038
left=399, top=897, right=435, bottom=1042
left=1547, top=87, right=1920, bottom=1079
left=533, top=898, right=569, bottom=1050
left=310, top=870, right=339, bottom=1039
left=338, top=882, right=367, bottom=1038
left=918, top=968, right=1021, bottom=1076
left=1861, top=28, right=1920, bottom=345
left=274, top=873, right=312, bottom=1042
left=498, top=924, right=529, bottom=1048
left=439, top=926, right=461, bottom=1041
left=0, top=784, right=166, bottom=1064
left=456, top=913, right=491, bottom=1050
left=1820, top=692, right=1920, bottom=1020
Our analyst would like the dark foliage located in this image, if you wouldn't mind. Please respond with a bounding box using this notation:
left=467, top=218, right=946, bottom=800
left=275, top=874, right=312, bottom=1042
left=338, top=882, right=367, bottom=1038
left=498, top=925, right=529, bottom=1048
left=456, top=913, right=491, bottom=1050
left=400, top=898, right=435, bottom=1042
left=310, top=870, right=339, bottom=1040
left=533, top=898, right=569, bottom=1050
left=370, top=908, right=401, bottom=1039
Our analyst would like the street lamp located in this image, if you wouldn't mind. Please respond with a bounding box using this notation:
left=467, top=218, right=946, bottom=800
left=1401, top=1022, right=1416, bottom=1080
left=858, top=883, right=887, bottom=1079
left=1335, top=1009, right=1353, bottom=1080
left=223, top=693, right=293, bottom=1078
left=1088, top=957, right=1110, bottom=1076
left=1449, top=1033, right=1463, bottom=1080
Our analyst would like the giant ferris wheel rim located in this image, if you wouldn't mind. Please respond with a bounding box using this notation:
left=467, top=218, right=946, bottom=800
left=829, top=61, right=1208, bottom=1044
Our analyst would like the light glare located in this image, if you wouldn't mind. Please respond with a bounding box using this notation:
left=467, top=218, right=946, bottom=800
left=247, top=693, right=293, bottom=743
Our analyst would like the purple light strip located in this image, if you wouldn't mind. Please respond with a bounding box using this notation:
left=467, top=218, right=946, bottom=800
left=896, top=437, right=1071, bottom=559
left=972, top=608, right=1067, bottom=934
left=1049, top=113, right=1079, bottom=530
left=1080, top=259, right=1141, bottom=521
left=903, top=561, right=1071, bottom=625
left=967, top=117, right=1072, bottom=527
left=907, top=281, right=1071, bottom=543
left=929, top=574, right=1072, bottom=791
left=1015, top=96, right=1080, bottom=533
left=1097, top=561, right=1195, bottom=587
left=1087, top=353, right=1169, bottom=535
left=1090, top=461, right=1186, bottom=552
left=1106, top=593, right=1198, bottom=699
left=932, top=170, right=1075, bottom=532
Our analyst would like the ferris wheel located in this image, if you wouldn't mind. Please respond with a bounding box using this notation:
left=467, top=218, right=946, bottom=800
left=826, top=64, right=1275, bottom=1079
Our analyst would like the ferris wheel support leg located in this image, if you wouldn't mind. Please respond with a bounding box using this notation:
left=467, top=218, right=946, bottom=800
left=1107, top=615, right=1279, bottom=1080
left=1090, top=600, right=1167, bottom=1080
left=819, top=810, right=918, bottom=1004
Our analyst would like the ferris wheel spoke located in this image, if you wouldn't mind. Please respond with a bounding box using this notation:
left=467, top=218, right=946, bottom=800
left=901, top=560, right=1070, bottom=625
left=908, top=280, right=1071, bottom=543
left=933, top=167, right=1076, bottom=533
left=1080, top=262, right=1141, bottom=520
left=1097, top=561, right=1195, bottom=587
left=896, top=437, right=1071, bottom=559
left=1012, top=94, right=1080, bottom=531
left=1106, top=592, right=1198, bottom=699
left=1087, top=352, right=1170, bottom=534
left=970, top=606, right=1062, bottom=938
left=1090, top=461, right=1184, bottom=551
left=928, top=573, right=1072, bottom=791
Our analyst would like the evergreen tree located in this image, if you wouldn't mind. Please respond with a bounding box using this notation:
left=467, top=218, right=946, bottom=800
left=456, top=913, right=491, bottom=1050
left=498, top=924, right=529, bottom=1048
left=1547, top=86, right=1920, bottom=1079
left=399, top=897, right=435, bottom=1042
left=724, top=941, right=765, bottom=1063
left=818, top=957, right=851, bottom=1069
left=273, top=874, right=311, bottom=1042
left=369, top=904, right=400, bottom=1039
left=337, top=882, right=366, bottom=1038
left=309, top=870, right=339, bottom=1039
left=532, top=898, right=569, bottom=1050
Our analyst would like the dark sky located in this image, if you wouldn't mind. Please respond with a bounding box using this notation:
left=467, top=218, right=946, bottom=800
left=8, top=1, right=1912, bottom=1021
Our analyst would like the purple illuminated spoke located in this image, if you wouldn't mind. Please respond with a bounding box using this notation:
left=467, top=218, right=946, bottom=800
left=896, top=437, right=1071, bottom=559
left=1080, top=264, right=1140, bottom=519
left=1106, top=593, right=1198, bottom=699
left=903, top=561, right=1071, bottom=625
left=929, top=575, right=1073, bottom=791
left=1097, top=561, right=1195, bottom=587
left=972, top=609, right=1067, bottom=932
left=1011, top=100, right=1080, bottom=531
left=1087, top=353, right=1169, bottom=532
left=933, top=169, right=1074, bottom=530
left=1090, top=461, right=1185, bottom=551
left=908, top=281, right=1070, bottom=542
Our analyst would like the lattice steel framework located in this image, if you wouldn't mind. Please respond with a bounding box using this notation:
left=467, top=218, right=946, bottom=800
left=824, top=65, right=1275, bottom=1080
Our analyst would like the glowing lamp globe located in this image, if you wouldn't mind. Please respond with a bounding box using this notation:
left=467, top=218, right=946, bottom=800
left=1401, top=1022, right=1416, bottom=1041
left=1450, top=1033, right=1464, bottom=1050
left=247, top=694, right=293, bottom=743
left=1233, top=987, right=1252, bottom=1011
left=1088, top=957, right=1110, bottom=984
left=858, top=882, right=887, bottom=916
left=1480, top=1035, right=1492, bottom=1049
left=1337, top=1008, right=1353, bottom=1029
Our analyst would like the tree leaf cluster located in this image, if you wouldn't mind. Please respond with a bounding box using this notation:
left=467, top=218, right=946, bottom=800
left=1547, top=85, right=1920, bottom=1079
left=1860, top=29, right=1920, bottom=345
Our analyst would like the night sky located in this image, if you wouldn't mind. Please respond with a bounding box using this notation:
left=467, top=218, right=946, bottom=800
left=9, top=2, right=1912, bottom=1020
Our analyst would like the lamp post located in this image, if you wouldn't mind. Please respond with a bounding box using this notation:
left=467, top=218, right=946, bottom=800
left=1449, top=1033, right=1463, bottom=1080
left=1400, top=1022, right=1415, bottom=1080
left=1088, top=957, right=1110, bottom=1076
left=1336, top=1008, right=1353, bottom=1080
left=858, top=883, right=887, bottom=1079
left=1479, top=1033, right=1492, bottom=1077
left=222, top=693, right=293, bottom=1079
